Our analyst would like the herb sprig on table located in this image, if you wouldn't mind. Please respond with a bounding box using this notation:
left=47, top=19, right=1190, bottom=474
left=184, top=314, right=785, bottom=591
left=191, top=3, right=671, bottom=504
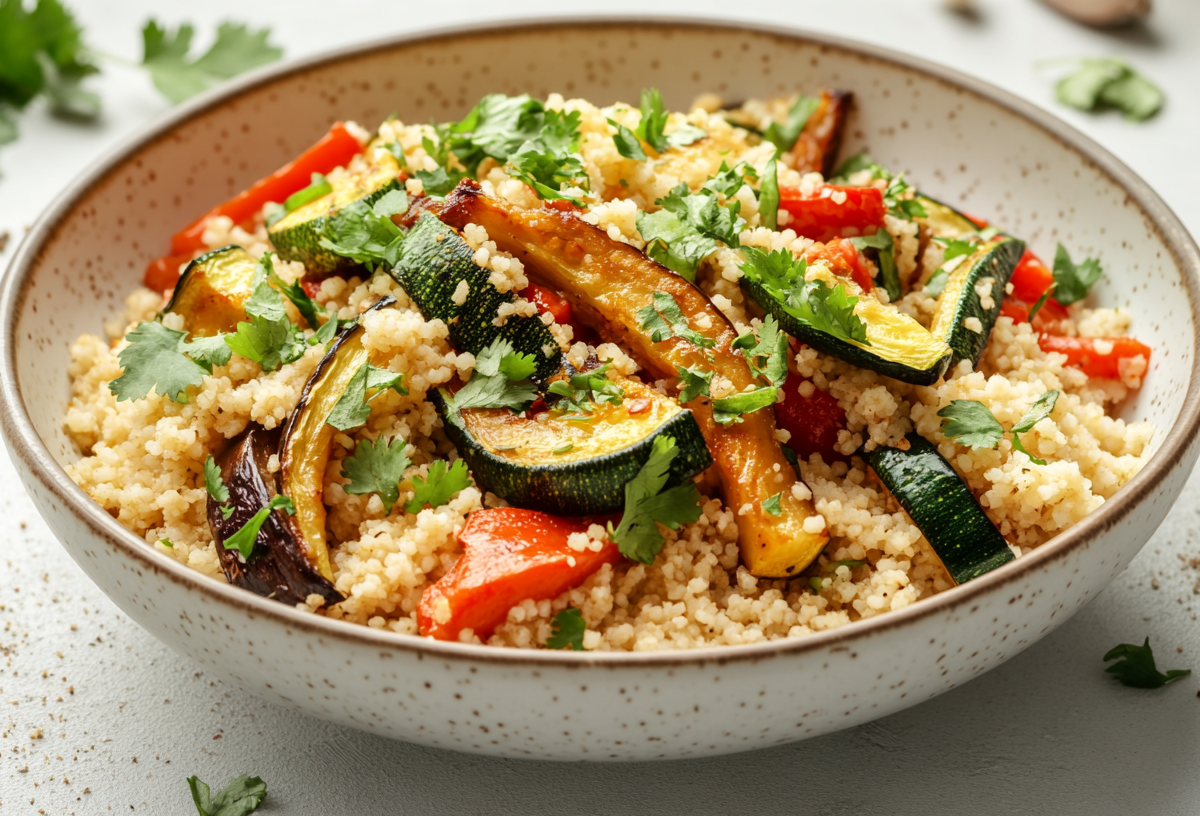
left=1103, top=638, right=1191, bottom=689
left=188, top=774, right=267, bottom=816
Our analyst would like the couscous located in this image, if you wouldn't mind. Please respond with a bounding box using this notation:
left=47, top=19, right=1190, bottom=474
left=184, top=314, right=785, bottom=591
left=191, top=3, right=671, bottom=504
left=64, top=89, right=1153, bottom=651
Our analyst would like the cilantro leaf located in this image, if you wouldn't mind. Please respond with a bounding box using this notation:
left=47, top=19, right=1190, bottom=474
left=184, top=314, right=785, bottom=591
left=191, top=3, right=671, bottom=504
left=317, top=195, right=407, bottom=269
left=607, top=118, right=646, bottom=161
left=341, top=436, right=411, bottom=514
left=759, top=151, right=780, bottom=231
left=450, top=337, right=538, bottom=412
left=224, top=312, right=304, bottom=372
left=262, top=256, right=325, bottom=330
left=326, top=362, right=407, bottom=431
left=655, top=183, right=746, bottom=247
left=635, top=291, right=715, bottom=349
left=609, top=435, right=703, bottom=564
left=850, top=230, right=898, bottom=301
left=676, top=365, right=713, bottom=403
left=712, top=385, right=778, bottom=425
left=937, top=400, right=1005, bottom=449
left=637, top=209, right=716, bottom=281
left=732, top=314, right=788, bottom=387
left=881, top=172, right=926, bottom=221
left=405, top=459, right=471, bottom=514
left=141, top=21, right=282, bottom=105
left=1103, top=638, right=1191, bottom=689
left=625, top=88, right=706, bottom=155
left=187, top=774, right=268, bottom=816
left=548, top=363, right=625, bottom=416
left=1052, top=57, right=1163, bottom=122
left=1026, top=283, right=1058, bottom=322
left=763, top=94, right=819, bottom=152
left=506, top=143, right=587, bottom=205
left=181, top=334, right=233, bottom=371
left=1012, top=390, right=1059, bottom=434
left=702, top=161, right=758, bottom=198
left=546, top=607, right=587, bottom=651
left=436, top=93, right=552, bottom=176
left=1051, top=243, right=1103, bottom=305
left=738, top=248, right=870, bottom=346
left=934, top=236, right=977, bottom=262
left=109, top=321, right=209, bottom=403
left=204, top=454, right=229, bottom=504
left=762, top=492, right=783, bottom=516
left=222, top=495, right=294, bottom=560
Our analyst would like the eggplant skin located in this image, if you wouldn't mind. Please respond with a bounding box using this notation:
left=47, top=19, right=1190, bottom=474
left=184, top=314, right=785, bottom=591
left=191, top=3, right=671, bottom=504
left=208, top=423, right=343, bottom=607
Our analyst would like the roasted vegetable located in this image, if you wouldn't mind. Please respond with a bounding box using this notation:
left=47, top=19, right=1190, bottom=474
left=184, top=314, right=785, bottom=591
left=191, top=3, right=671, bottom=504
left=208, top=423, right=342, bottom=606
left=418, top=508, right=619, bottom=642
left=431, top=369, right=711, bottom=516
left=789, top=90, right=851, bottom=178
left=278, top=297, right=395, bottom=582
left=778, top=184, right=886, bottom=243
left=268, top=151, right=403, bottom=273
left=865, top=434, right=1014, bottom=584
left=163, top=245, right=258, bottom=337
left=437, top=180, right=829, bottom=578
left=927, top=235, right=1025, bottom=367
left=389, top=211, right=562, bottom=381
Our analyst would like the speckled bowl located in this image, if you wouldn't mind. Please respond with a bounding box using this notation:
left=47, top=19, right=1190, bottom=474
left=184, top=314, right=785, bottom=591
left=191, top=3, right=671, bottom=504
left=3, top=18, right=1199, bottom=761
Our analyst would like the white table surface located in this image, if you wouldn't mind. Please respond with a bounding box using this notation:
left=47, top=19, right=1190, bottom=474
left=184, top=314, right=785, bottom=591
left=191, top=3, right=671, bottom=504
left=2, top=0, right=1199, bottom=813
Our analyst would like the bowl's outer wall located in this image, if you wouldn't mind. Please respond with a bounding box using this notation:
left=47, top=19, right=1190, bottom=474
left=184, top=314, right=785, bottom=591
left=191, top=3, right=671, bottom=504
left=6, top=22, right=1200, bottom=760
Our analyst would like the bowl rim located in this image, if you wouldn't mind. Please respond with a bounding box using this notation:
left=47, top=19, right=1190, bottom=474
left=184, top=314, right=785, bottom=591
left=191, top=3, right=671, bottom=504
left=4, top=13, right=1199, bottom=670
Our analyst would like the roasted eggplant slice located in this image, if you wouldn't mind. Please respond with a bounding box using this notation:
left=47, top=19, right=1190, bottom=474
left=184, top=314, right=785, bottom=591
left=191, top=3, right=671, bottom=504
left=437, top=181, right=829, bottom=578
left=278, top=297, right=396, bottom=581
left=790, top=90, right=851, bottom=178
left=208, top=423, right=342, bottom=606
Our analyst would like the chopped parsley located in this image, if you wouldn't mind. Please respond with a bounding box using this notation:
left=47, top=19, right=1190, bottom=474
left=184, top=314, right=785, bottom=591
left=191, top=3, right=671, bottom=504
left=829, top=154, right=925, bottom=220
left=763, top=94, right=819, bottom=152
left=1051, top=243, right=1103, bottom=305
left=340, top=436, right=411, bottom=514
left=938, top=390, right=1060, bottom=465
left=636, top=183, right=746, bottom=279
left=222, top=495, right=294, bottom=560
left=547, top=362, right=624, bottom=416
left=159, top=537, right=174, bottom=549
left=439, top=93, right=548, bottom=176
left=1103, top=637, right=1191, bottom=688
left=635, top=291, right=715, bottom=349
left=608, top=435, right=703, bottom=564
left=223, top=276, right=306, bottom=372
left=712, top=386, right=779, bottom=426
left=732, top=313, right=788, bottom=387
left=762, top=492, right=783, bottom=516
left=326, top=363, right=408, bottom=431
left=448, top=337, right=538, bottom=412
left=142, top=20, right=283, bottom=105
left=1050, top=57, right=1164, bottom=122
left=405, top=459, right=471, bottom=514
left=547, top=607, right=587, bottom=650
left=738, top=248, right=871, bottom=346
left=758, top=151, right=780, bottom=231
left=504, top=109, right=588, bottom=205
left=609, top=88, right=705, bottom=159
left=187, top=773, right=268, bottom=816
left=317, top=190, right=408, bottom=269
left=675, top=365, right=713, bottom=403
left=655, top=183, right=746, bottom=247
left=203, top=455, right=233, bottom=519
left=109, top=321, right=215, bottom=403
left=702, top=161, right=757, bottom=198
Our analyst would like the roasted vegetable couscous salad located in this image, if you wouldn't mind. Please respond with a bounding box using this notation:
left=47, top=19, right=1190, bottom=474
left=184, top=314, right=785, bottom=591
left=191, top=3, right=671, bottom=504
left=65, top=89, right=1153, bottom=651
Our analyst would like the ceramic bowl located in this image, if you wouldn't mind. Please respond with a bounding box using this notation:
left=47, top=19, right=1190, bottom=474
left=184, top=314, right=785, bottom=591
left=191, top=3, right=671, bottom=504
left=3, top=18, right=1199, bottom=762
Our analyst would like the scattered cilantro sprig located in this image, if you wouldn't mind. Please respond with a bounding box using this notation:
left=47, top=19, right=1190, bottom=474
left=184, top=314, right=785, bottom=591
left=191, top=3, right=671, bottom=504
left=1048, top=56, right=1164, bottom=122
left=187, top=774, right=267, bottom=816
left=341, top=436, right=411, bottom=514
left=738, top=248, right=870, bottom=346
left=636, top=182, right=745, bottom=280
left=222, top=495, right=294, bottom=560
left=326, top=363, right=408, bottom=432
left=547, top=362, right=624, bottom=416
left=317, top=189, right=408, bottom=270
left=608, top=435, right=703, bottom=564
left=1103, top=637, right=1191, bottom=688
left=109, top=321, right=216, bottom=403
left=636, top=291, right=716, bottom=350
left=546, top=607, right=587, bottom=651
left=938, top=390, right=1060, bottom=465
left=1051, top=243, right=1103, bottom=305
left=447, top=337, right=538, bottom=413
left=608, top=88, right=705, bottom=160
left=203, top=455, right=233, bottom=520
left=405, top=459, right=471, bottom=514
left=504, top=109, right=588, bottom=205
left=762, top=94, right=819, bottom=153
left=732, top=314, right=788, bottom=388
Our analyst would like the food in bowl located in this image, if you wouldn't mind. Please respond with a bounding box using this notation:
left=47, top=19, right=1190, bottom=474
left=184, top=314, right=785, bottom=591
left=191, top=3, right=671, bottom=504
left=63, top=88, right=1153, bottom=651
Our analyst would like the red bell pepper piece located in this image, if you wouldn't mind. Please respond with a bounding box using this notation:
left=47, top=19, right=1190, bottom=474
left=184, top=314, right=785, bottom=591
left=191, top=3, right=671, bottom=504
left=1038, top=335, right=1152, bottom=381
left=1009, top=249, right=1057, bottom=303
left=803, top=237, right=875, bottom=293
left=142, top=251, right=197, bottom=293
left=1000, top=296, right=1070, bottom=333
left=168, top=122, right=364, bottom=256
left=520, top=283, right=573, bottom=327
left=417, top=508, right=619, bottom=642
left=773, top=375, right=846, bottom=463
left=778, top=184, right=886, bottom=243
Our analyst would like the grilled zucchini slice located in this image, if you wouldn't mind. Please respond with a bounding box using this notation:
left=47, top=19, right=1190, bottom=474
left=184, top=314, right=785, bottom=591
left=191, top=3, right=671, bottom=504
left=164, top=245, right=258, bottom=337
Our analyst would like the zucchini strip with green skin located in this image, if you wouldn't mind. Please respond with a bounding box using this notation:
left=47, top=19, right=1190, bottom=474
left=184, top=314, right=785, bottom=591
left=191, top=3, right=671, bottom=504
left=865, top=434, right=1014, bottom=584
left=164, top=245, right=258, bottom=337
left=278, top=297, right=396, bottom=582
left=437, top=180, right=828, bottom=578
left=208, top=423, right=343, bottom=606
left=431, top=373, right=712, bottom=516
left=927, top=236, right=1024, bottom=367
left=389, top=212, right=562, bottom=381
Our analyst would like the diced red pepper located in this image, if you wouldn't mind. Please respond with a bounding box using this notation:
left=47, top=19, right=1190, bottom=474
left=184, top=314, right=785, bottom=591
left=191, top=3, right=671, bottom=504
left=803, top=237, right=875, bottom=293
left=417, top=508, right=619, bottom=642
left=778, top=184, right=886, bottom=243
left=520, top=283, right=573, bottom=326
left=142, top=251, right=196, bottom=292
left=773, top=375, right=846, bottom=463
left=1009, top=249, right=1056, bottom=304
left=1000, top=296, right=1070, bottom=334
left=1038, top=335, right=1152, bottom=381
left=167, top=122, right=364, bottom=256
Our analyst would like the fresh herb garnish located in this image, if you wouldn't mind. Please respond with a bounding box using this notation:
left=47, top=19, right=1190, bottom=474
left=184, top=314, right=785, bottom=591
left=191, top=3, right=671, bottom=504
left=608, top=118, right=647, bottom=161
left=504, top=109, right=588, bottom=205
left=223, top=277, right=306, bottom=372
left=187, top=773, right=268, bottom=816
left=547, top=362, right=624, bottom=416
left=261, top=257, right=326, bottom=330
left=317, top=190, right=408, bottom=269
left=547, top=607, right=587, bottom=651
left=608, top=435, right=703, bottom=564
left=731, top=313, right=788, bottom=387
left=711, top=386, right=779, bottom=426
left=759, top=151, right=780, bottom=231
left=636, top=183, right=745, bottom=279
left=159, top=538, right=174, bottom=549
left=738, top=248, right=871, bottom=346
left=109, top=321, right=222, bottom=403
left=934, top=236, right=977, bottom=262
left=438, top=93, right=547, bottom=176
left=1050, top=57, right=1164, bottom=122
left=141, top=20, right=282, bottom=105
left=222, top=495, right=294, bottom=560
left=1026, top=282, right=1058, bottom=322
left=448, top=337, right=539, bottom=412
left=830, top=151, right=877, bottom=182
left=850, top=230, right=898, bottom=301
left=1051, top=243, right=1103, bottom=305
left=655, top=182, right=746, bottom=247
left=281, top=172, right=331, bottom=213
left=635, top=291, right=716, bottom=349
left=609, top=89, right=705, bottom=159
left=923, top=268, right=949, bottom=297
left=762, top=492, right=783, bottom=516
left=341, top=436, right=411, bottom=514
left=326, top=363, right=408, bottom=432
left=1103, top=637, right=1191, bottom=688
left=203, top=454, right=233, bottom=518
left=828, top=154, right=925, bottom=220
left=702, top=161, right=758, bottom=198
left=405, top=459, right=471, bottom=514
left=675, top=365, right=713, bottom=403
left=938, top=390, right=1060, bottom=465
left=763, top=94, right=819, bottom=153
